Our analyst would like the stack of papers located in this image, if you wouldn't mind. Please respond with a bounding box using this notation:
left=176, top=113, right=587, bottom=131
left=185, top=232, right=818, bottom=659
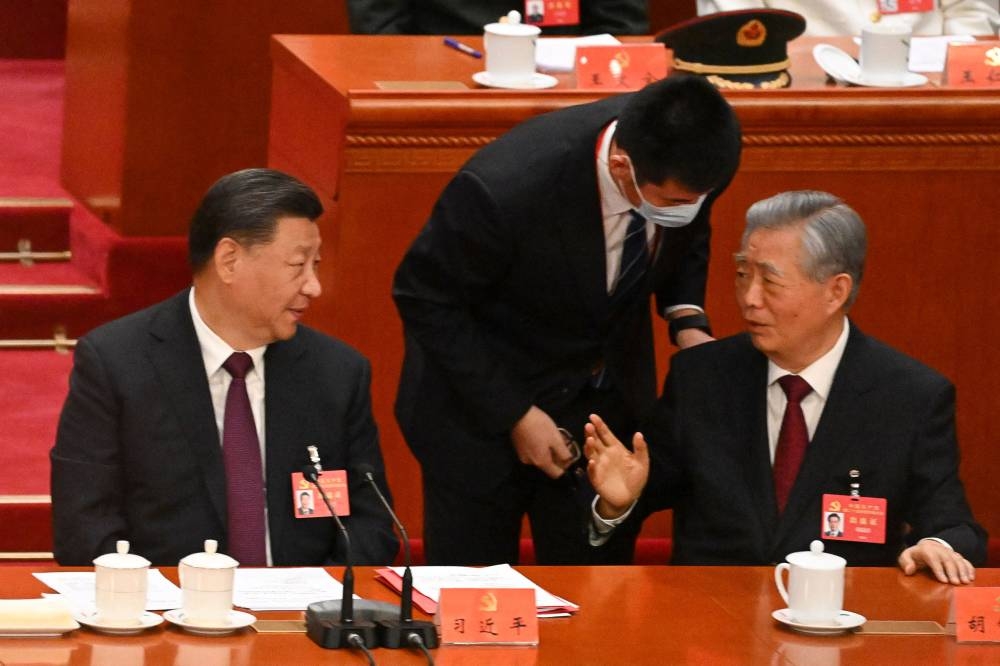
left=376, top=564, right=579, bottom=617
left=908, top=34, right=975, bottom=72
left=232, top=568, right=349, bottom=611
left=35, top=567, right=350, bottom=612
left=34, top=570, right=183, bottom=612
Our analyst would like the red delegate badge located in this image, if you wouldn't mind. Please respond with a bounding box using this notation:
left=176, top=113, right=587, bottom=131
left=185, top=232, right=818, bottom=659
left=524, top=0, right=579, bottom=27
left=877, top=0, right=934, bottom=14
left=290, top=470, right=350, bottom=518
left=821, top=494, right=886, bottom=543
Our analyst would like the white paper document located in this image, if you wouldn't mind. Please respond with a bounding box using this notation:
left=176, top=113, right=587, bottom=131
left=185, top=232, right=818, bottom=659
left=232, top=567, right=348, bottom=611
left=34, top=569, right=183, bottom=612
left=536, top=34, right=621, bottom=72
left=908, top=35, right=975, bottom=72
left=385, top=564, right=579, bottom=616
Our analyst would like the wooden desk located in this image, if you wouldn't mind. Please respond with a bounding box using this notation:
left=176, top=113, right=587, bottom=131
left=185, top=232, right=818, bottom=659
left=268, top=35, right=1000, bottom=541
left=3, top=565, right=999, bottom=665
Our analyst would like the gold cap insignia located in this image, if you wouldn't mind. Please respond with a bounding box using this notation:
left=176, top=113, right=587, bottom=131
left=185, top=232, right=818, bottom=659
left=736, top=19, right=766, bottom=48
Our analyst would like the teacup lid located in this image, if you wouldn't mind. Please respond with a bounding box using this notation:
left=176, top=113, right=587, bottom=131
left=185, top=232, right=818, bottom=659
left=785, top=540, right=846, bottom=570
left=179, top=539, right=239, bottom=569
left=486, top=11, right=541, bottom=37
left=93, top=540, right=151, bottom=569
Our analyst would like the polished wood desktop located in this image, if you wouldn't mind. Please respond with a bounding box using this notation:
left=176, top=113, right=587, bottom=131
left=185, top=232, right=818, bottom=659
left=3, top=565, right=999, bottom=665
left=268, top=34, right=1000, bottom=543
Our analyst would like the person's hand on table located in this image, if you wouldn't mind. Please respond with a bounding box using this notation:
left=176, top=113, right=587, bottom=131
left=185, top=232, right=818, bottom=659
left=584, top=413, right=649, bottom=519
left=898, top=539, right=975, bottom=585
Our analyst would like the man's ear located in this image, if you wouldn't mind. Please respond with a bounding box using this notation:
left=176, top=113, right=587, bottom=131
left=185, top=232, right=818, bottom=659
left=607, top=152, right=630, bottom=180
left=826, top=273, right=853, bottom=313
left=213, top=237, right=242, bottom=285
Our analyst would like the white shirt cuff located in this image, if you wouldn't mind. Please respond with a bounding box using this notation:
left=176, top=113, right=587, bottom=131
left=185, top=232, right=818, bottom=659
left=588, top=496, right=637, bottom=546
left=919, top=537, right=953, bottom=551
left=663, top=303, right=705, bottom=319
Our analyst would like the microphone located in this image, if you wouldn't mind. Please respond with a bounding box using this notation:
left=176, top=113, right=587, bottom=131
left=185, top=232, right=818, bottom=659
left=355, top=463, right=439, bottom=651
left=302, top=446, right=377, bottom=650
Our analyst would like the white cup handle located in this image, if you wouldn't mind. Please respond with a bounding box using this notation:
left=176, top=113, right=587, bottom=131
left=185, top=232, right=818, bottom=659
left=774, top=562, right=790, bottom=606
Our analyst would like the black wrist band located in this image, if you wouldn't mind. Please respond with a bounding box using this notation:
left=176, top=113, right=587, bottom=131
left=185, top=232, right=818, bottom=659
left=669, top=313, right=712, bottom=346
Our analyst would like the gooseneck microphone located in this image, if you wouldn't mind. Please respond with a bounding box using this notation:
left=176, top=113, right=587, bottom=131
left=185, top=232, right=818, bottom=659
left=302, top=446, right=377, bottom=650
left=356, top=463, right=439, bottom=654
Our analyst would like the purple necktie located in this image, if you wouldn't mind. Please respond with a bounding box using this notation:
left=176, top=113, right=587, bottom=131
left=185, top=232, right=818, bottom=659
left=773, top=375, right=813, bottom=514
left=222, top=352, right=266, bottom=565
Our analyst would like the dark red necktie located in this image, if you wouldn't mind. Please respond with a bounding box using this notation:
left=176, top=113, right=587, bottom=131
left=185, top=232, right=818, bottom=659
left=222, top=352, right=267, bottom=565
left=773, top=375, right=813, bottom=513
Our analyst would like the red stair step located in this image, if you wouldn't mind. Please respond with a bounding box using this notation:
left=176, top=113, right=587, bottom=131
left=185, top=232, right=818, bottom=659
left=0, top=197, right=73, bottom=252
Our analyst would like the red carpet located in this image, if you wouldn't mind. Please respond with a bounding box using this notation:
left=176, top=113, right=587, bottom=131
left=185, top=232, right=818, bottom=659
left=0, top=60, right=64, bottom=197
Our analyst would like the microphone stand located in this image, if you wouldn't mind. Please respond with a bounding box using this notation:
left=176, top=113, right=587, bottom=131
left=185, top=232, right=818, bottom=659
left=302, top=462, right=378, bottom=650
left=360, top=469, right=438, bottom=650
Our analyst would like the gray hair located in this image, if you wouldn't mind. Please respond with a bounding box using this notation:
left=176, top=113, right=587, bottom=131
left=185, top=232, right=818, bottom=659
left=741, top=191, right=867, bottom=307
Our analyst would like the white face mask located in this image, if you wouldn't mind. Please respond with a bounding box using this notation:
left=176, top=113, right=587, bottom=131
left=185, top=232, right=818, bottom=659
left=627, top=160, right=707, bottom=229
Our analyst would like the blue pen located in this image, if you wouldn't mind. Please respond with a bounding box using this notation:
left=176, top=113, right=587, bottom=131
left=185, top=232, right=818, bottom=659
left=443, top=37, right=483, bottom=59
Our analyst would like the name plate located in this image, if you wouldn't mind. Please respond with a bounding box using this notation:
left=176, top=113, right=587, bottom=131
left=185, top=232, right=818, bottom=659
left=954, top=587, right=1000, bottom=642
left=944, top=41, right=1000, bottom=88
left=575, top=44, right=668, bottom=91
left=439, top=588, right=539, bottom=645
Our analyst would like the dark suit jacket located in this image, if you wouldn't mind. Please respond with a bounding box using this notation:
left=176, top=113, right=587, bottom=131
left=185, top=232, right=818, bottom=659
left=51, top=290, right=399, bottom=566
left=637, top=324, right=987, bottom=566
left=393, top=93, right=736, bottom=497
left=347, top=0, right=649, bottom=36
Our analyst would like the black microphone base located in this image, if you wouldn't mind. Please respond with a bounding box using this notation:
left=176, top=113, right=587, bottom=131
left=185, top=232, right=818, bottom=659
left=306, top=617, right=377, bottom=649
left=376, top=618, right=439, bottom=649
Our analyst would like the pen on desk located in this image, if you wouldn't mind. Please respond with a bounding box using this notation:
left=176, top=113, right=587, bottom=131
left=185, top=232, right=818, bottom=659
left=443, top=37, right=483, bottom=59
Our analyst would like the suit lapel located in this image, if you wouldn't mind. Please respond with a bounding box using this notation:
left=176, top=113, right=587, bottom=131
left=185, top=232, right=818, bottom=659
left=262, top=333, right=311, bottom=562
left=774, top=326, right=876, bottom=546
left=728, top=342, right=781, bottom=546
left=147, top=290, right=228, bottom=526
left=552, top=127, right=614, bottom=324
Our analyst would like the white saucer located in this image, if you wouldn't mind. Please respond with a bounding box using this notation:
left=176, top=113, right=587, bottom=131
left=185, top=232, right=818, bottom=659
left=73, top=609, right=163, bottom=635
left=813, top=43, right=858, bottom=84
left=163, top=609, right=256, bottom=636
left=812, top=43, right=928, bottom=88
left=846, top=71, right=929, bottom=88
left=772, top=608, right=867, bottom=635
left=472, top=71, right=559, bottom=90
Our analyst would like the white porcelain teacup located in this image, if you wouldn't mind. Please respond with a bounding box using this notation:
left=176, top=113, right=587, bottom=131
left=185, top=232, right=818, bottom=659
left=178, top=539, right=239, bottom=626
left=774, top=540, right=846, bottom=625
left=93, top=540, right=150, bottom=626
left=484, top=12, right=541, bottom=86
left=859, top=22, right=912, bottom=83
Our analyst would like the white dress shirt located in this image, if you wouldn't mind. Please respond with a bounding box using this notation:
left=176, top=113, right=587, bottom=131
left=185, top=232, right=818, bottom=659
left=765, top=317, right=849, bottom=462
left=188, top=288, right=273, bottom=564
